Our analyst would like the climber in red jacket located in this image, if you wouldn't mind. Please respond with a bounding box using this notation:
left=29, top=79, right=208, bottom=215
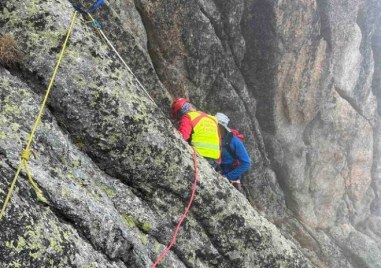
left=171, top=98, right=221, bottom=167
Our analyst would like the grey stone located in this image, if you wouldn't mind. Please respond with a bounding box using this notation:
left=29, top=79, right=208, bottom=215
left=1, top=0, right=381, bottom=267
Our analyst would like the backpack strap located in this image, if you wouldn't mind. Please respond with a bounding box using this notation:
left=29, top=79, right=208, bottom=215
left=190, top=113, right=205, bottom=127
left=190, top=112, right=217, bottom=128
left=223, top=132, right=236, bottom=159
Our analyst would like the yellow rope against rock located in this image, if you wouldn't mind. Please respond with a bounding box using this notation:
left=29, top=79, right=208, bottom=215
left=0, top=11, right=78, bottom=222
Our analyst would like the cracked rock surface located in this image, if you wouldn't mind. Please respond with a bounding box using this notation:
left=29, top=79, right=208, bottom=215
left=0, top=0, right=381, bottom=267
left=0, top=0, right=311, bottom=267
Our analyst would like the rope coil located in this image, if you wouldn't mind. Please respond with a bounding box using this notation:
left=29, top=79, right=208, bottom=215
left=21, top=149, right=31, bottom=161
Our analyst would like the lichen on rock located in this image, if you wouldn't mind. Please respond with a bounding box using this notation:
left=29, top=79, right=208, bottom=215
left=1, top=0, right=381, bottom=267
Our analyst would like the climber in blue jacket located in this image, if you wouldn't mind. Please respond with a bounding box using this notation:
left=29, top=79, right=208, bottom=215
left=215, top=113, right=251, bottom=192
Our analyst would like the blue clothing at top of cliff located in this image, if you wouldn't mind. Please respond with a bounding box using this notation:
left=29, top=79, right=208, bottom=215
left=71, top=0, right=105, bottom=14
left=220, top=134, right=251, bottom=180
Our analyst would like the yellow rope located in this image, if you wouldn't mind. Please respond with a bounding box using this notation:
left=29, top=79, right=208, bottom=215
left=0, top=11, right=78, bottom=222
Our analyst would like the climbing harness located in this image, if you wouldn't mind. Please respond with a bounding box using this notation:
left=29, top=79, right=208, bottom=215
left=150, top=148, right=199, bottom=268
left=0, top=11, right=78, bottom=221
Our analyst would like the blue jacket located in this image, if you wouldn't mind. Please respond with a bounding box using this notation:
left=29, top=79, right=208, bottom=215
left=220, top=134, right=251, bottom=180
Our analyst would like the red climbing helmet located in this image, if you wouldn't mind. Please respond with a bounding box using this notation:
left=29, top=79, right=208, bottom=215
left=171, top=98, right=189, bottom=119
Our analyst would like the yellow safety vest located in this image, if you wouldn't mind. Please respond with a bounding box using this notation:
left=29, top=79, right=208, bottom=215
left=188, top=111, right=221, bottom=159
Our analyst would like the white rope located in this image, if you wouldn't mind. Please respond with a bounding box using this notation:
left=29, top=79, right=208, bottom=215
left=88, top=13, right=157, bottom=104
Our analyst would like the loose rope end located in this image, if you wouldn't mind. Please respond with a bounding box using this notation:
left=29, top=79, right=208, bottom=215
left=0, top=9, right=78, bottom=221
left=36, top=192, right=48, bottom=204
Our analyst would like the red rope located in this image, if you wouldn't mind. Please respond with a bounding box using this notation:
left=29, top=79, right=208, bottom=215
left=150, top=148, right=199, bottom=268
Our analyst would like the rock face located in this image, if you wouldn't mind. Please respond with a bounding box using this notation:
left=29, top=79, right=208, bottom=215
left=0, top=0, right=380, bottom=268
left=0, top=0, right=311, bottom=267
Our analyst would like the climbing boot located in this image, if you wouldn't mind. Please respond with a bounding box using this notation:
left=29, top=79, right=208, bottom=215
left=231, top=180, right=242, bottom=192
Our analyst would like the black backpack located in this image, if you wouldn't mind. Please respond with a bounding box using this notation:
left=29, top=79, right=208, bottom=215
left=222, top=129, right=244, bottom=167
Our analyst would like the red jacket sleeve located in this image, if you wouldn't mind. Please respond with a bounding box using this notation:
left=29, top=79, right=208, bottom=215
left=178, top=114, right=192, bottom=141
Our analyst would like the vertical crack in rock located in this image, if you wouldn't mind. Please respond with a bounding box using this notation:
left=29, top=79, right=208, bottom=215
left=371, top=7, right=381, bottom=115
left=334, top=85, right=374, bottom=124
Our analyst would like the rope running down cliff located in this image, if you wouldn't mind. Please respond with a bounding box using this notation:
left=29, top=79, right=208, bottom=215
left=0, top=5, right=201, bottom=267
left=0, top=2, right=160, bottom=221
left=85, top=12, right=156, bottom=104
left=151, top=148, right=199, bottom=267
left=84, top=11, right=201, bottom=267
left=74, top=2, right=173, bottom=124
left=0, top=11, right=79, bottom=221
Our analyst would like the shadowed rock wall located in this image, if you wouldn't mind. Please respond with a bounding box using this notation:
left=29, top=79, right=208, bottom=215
left=120, top=0, right=381, bottom=267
